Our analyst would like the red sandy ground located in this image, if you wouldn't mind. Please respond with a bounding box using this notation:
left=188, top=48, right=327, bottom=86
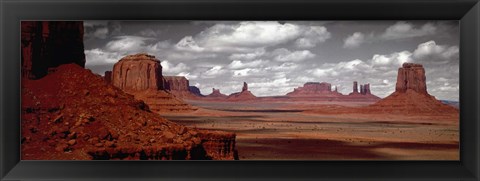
left=162, top=97, right=459, bottom=160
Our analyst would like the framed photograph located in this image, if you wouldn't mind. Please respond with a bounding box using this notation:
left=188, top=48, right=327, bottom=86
left=1, top=0, right=479, bottom=180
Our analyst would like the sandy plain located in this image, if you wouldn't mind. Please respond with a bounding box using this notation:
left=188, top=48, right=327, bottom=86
left=162, top=100, right=459, bottom=160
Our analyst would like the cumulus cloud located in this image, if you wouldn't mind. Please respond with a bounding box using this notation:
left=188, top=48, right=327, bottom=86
left=175, top=36, right=205, bottom=52
left=105, top=36, right=154, bottom=52
left=84, top=48, right=123, bottom=66
left=272, top=48, right=316, bottom=62
left=294, top=26, right=331, bottom=48
left=228, top=59, right=269, bottom=69
left=381, top=21, right=436, bottom=40
left=229, top=48, right=266, bottom=61
left=161, top=60, right=190, bottom=75
left=343, top=32, right=365, bottom=48
left=412, top=41, right=459, bottom=64
left=174, top=21, right=330, bottom=53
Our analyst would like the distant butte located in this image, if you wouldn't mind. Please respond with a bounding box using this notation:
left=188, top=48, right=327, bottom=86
left=367, top=63, right=458, bottom=114
left=164, top=76, right=202, bottom=99
left=286, top=82, right=342, bottom=97
left=206, top=88, right=228, bottom=98
left=226, top=82, right=257, bottom=101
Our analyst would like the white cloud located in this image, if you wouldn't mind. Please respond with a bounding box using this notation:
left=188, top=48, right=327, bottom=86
left=370, top=51, right=412, bottom=69
left=174, top=21, right=331, bottom=53
left=161, top=60, right=190, bottom=75
left=343, top=32, right=365, bottom=48
left=175, top=36, right=205, bottom=52
left=381, top=21, right=436, bottom=40
left=202, top=66, right=227, bottom=78
left=272, top=48, right=316, bottom=62
left=84, top=48, right=123, bottom=66
left=228, top=59, right=269, bottom=69
left=198, top=21, right=301, bottom=48
left=412, top=41, right=459, bottom=64
left=229, top=48, right=266, bottom=60
left=294, top=26, right=331, bottom=48
left=105, top=36, right=153, bottom=52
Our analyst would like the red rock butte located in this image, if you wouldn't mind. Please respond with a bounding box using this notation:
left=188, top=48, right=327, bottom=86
left=226, top=82, right=258, bottom=101
left=395, top=63, right=427, bottom=94
left=367, top=63, right=458, bottom=115
left=110, top=53, right=197, bottom=113
left=112, top=53, right=164, bottom=92
left=164, top=76, right=201, bottom=99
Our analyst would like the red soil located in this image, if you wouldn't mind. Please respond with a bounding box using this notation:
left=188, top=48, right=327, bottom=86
left=21, top=64, right=235, bottom=160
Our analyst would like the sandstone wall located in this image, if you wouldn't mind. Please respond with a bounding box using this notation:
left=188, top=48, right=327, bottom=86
left=112, top=53, right=164, bottom=92
left=395, top=63, right=428, bottom=94
left=21, top=21, right=85, bottom=79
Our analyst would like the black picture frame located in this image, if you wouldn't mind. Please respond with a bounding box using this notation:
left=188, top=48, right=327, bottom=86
left=1, top=0, right=479, bottom=180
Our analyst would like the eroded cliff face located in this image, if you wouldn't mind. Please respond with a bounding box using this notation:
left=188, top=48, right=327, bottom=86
left=395, top=63, right=428, bottom=94
left=21, top=21, right=86, bottom=79
left=110, top=54, right=196, bottom=113
left=112, top=54, right=164, bottom=92
left=164, top=76, right=200, bottom=99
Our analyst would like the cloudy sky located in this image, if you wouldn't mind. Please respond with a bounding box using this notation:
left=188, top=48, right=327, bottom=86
left=83, top=21, right=459, bottom=101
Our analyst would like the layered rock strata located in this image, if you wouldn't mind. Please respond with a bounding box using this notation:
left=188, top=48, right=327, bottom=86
left=111, top=54, right=196, bottom=113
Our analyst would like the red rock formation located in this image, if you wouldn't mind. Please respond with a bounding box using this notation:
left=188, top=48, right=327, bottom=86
left=227, top=82, right=257, bottom=101
left=164, top=76, right=189, bottom=91
left=364, top=84, right=371, bottom=94
left=395, top=63, right=428, bottom=94
left=206, top=88, right=228, bottom=98
left=21, top=64, right=238, bottom=160
left=287, top=82, right=341, bottom=97
left=353, top=81, right=358, bottom=93
left=21, top=21, right=85, bottom=79
left=104, top=71, right=112, bottom=84
left=112, top=53, right=164, bottom=92
left=367, top=63, right=458, bottom=115
left=242, top=82, right=248, bottom=92
left=189, top=86, right=204, bottom=97
left=110, top=54, right=196, bottom=112
left=163, top=76, right=201, bottom=99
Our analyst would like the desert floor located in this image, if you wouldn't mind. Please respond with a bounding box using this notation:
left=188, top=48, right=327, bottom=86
left=161, top=100, right=459, bottom=160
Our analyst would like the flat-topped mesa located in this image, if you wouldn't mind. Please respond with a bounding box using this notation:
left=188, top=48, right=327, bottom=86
left=395, top=63, right=427, bottom=95
left=21, top=21, right=85, bottom=79
left=287, top=82, right=341, bottom=97
left=112, top=53, right=164, bottom=92
left=207, top=88, right=228, bottom=98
